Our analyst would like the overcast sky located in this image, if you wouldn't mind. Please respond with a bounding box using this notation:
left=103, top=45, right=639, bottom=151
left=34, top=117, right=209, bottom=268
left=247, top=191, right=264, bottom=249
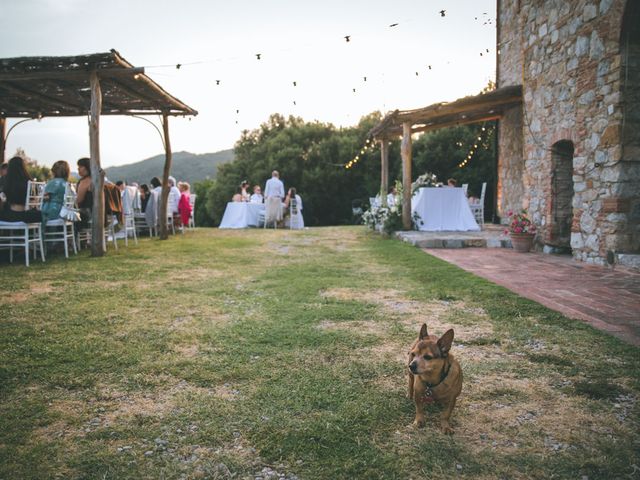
left=1, top=0, right=496, bottom=168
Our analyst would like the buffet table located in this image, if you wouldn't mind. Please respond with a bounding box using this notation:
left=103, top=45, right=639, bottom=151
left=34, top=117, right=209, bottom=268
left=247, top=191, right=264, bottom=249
left=219, top=202, right=265, bottom=229
left=411, top=187, right=480, bottom=231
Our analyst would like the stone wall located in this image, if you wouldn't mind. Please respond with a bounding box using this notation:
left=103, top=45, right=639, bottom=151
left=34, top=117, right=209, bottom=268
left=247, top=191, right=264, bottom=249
left=497, top=0, right=639, bottom=265
left=497, top=106, right=525, bottom=217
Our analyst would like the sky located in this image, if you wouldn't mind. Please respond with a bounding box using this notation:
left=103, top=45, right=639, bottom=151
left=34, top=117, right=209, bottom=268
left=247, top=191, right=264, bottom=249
left=1, top=0, right=496, bottom=168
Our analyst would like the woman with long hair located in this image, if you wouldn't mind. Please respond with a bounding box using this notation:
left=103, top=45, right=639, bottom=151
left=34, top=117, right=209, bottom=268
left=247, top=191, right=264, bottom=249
left=0, top=156, right=42, bottom=223
left=41, top=160, right=70, bottom=225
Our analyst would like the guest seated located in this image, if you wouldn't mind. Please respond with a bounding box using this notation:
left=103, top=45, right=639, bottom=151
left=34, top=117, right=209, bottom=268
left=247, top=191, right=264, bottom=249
left=41, top=160, right=70, bottom=225
left=178, top=182, right=192, bottom=227
left=387, top=186, right=398, bottom=207
left=0, top=156, right=42, bottom=223
left=76, top=157, right=93, bottom=228
left=240, top=180, right=251, bottom=202
left=150, top=176, right=162, bottom=194
left=232, top=187, right=243, bottom=202
left=139, top=184, right=151, bottom=212
left=468, top=195, right=480, bottom=205
left=447, top=178, right=457, bottom=187
left=250, top=185, right=263, bottom=203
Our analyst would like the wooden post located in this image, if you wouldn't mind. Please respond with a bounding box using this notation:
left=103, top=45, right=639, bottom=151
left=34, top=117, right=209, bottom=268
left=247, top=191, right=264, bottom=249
left=89, top=71, right=105, bottom=257
left=401, top=122, right=412, bottom=230
left=159, top=112, right=172, bottom=240
left=0, top=118, right=6, bottom=163
left=380, top=137, right=389, bottom=207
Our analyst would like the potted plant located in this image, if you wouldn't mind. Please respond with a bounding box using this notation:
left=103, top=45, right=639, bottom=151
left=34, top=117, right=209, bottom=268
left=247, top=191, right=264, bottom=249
left=505, top=210, right=537, bottom=252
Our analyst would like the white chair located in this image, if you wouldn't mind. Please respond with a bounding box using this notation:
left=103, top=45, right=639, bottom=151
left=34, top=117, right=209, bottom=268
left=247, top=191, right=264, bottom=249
left=121, top=187, right=138, bottom=246
left=43, top=182, right=78, bottom=258
left=264, top=197, right=282, bottom=229
left=167, top=190, right=180, bottom=234
left=461, top=183, right=468, bottom=196
left=0, top=181, right=46, bottom=266
left=188, top=194, right=197, bottom=228
left=469, top=182, right=487, bottom=226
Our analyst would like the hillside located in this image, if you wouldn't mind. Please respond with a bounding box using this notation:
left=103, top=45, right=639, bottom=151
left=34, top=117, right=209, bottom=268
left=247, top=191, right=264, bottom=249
left=105, top=149, right=234, bottom=185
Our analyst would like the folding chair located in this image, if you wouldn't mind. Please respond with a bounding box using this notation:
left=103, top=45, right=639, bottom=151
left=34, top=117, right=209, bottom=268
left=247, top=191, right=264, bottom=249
left=188, top=194, right=197, bottom=228
left=0, top=181, right=46, bottom=266
left=43, top=182, right=78, bottom=258
left=469, top=182, right=487, bottom=226
left=121, top=186, right=139, bottom=246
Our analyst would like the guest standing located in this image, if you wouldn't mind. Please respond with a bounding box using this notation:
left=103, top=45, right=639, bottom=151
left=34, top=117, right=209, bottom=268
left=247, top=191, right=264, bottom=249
left=178, top=182, right=192, bottom=227
left=264, top=170, right=284, bottom=200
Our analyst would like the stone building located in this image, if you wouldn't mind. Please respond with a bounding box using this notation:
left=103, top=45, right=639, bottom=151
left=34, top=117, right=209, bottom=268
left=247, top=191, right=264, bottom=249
left=497, top=0, right=639, bottom=266
left=370, top=0, right=638, bottom=267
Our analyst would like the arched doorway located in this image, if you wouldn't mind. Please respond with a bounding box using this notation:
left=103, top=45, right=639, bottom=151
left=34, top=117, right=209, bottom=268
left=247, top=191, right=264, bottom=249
left=620, top=0, right=640, bottom=254
left=548, top=140, right=574, bottom=252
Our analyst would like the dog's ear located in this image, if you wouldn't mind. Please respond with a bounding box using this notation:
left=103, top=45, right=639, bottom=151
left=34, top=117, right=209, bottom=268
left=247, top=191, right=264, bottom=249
left=437, top=329, right=455, bottom=356
left=419, top=323, right=429, bottom=340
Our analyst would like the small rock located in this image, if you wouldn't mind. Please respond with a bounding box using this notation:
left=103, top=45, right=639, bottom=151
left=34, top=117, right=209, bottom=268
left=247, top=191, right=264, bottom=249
left=144, top=451, right=154, bottom=456
left=456, top=463, right=463, bottom=471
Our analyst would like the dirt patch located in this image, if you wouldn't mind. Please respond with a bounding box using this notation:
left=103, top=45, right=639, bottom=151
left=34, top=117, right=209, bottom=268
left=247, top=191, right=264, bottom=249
left=320, top=288, right=494, bottom=342
left=5, top=282, right=55, bottom=303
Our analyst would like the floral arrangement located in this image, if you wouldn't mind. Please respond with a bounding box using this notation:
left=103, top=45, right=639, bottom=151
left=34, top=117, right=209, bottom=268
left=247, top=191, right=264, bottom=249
left=362, top=181, right=422, bottom=234
left=504, top=210, right=536, bottom=235
left=411, top=172, right=439, bottom=195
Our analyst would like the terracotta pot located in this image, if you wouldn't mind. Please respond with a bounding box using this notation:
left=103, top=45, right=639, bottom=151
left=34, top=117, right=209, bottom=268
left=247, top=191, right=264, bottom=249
left=510, top=233, right=535, bottom=253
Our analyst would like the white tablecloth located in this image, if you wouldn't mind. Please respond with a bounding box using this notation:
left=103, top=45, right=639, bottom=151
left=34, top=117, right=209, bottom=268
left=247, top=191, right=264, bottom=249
left=219, top=202, right=265, bottom=229
left=411, top=188, right=480, bottom=231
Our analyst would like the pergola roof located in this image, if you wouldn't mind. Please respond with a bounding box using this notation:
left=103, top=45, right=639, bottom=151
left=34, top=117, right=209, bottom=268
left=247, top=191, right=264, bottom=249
left=369, top=85, right=522, bottom=138
left=0, top=49, right=197, bottom=118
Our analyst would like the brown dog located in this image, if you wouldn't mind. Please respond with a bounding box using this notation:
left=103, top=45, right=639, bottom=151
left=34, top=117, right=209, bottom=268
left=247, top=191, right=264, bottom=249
left=407, top=324, right=462, bottom=433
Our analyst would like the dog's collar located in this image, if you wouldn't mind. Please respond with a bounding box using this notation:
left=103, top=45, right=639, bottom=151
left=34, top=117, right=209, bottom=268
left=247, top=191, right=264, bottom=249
left=425, top=358, right=451, bottom=389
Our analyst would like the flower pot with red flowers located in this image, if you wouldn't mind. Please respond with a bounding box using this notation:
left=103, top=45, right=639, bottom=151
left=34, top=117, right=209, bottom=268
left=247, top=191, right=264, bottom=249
left=504, top=210, right=536, bottom=253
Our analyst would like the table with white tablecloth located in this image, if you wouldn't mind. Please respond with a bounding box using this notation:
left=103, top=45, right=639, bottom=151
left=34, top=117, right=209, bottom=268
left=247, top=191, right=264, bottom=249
left=411, top=187, right=480, bottom=231
left=219, top=202, right=265, bottom=228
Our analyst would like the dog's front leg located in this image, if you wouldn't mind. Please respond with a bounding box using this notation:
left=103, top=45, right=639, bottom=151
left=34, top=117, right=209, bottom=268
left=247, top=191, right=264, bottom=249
left=412, top=381, right=426, bottom=427
left=439, top=397, right=457, bottom=434
left=407, top=371, right=414, bottom=399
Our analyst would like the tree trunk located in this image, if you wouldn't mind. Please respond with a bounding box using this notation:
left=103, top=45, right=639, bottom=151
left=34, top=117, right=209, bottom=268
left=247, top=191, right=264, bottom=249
left=380, top=137, right=389, bottom=207
left=401, top=122, right=412, bottom=230
left=89, top=71, right=105, bottom=257
left=159, top=113, right=172, bottom=240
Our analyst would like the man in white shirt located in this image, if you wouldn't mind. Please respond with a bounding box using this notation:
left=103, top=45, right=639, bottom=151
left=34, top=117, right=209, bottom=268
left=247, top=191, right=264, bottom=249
left=250, top=185, right=264, bottom=203
left=264, top=170, right=285, bottom=199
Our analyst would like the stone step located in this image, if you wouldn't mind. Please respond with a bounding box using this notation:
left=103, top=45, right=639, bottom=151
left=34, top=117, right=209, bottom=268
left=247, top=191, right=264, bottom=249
left=395, top=231, right=513, bottom=249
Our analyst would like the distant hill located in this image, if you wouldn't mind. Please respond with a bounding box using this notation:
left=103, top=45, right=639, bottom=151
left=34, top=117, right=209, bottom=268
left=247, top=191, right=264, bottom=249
left=105, top=149, right=234, bottom=186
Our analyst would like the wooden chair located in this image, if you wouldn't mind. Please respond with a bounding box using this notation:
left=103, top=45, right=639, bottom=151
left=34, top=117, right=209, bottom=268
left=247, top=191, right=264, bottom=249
left=0, top=181, right=46, bottom=266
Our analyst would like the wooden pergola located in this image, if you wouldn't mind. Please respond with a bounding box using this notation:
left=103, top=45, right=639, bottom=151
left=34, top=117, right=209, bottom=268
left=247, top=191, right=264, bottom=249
left=369, top=85, right=522, bottom=229
left=0, top=49, right=198, bottom=255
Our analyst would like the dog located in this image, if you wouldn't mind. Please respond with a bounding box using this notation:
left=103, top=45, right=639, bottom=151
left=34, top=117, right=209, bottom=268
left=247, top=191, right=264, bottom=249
left=407, top=323, right=462, bottom=433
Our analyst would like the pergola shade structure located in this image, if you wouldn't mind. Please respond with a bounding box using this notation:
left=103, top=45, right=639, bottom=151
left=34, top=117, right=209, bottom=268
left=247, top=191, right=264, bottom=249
left=368, top=85, right=523, bottom=229
left=0, top=50, right=197, bottom=118
left=0, top=49, right=198, bottom=255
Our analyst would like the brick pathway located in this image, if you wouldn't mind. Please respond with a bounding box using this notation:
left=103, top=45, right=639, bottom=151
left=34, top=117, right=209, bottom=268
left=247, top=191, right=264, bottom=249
left=424, top=248, right=640, bottom=346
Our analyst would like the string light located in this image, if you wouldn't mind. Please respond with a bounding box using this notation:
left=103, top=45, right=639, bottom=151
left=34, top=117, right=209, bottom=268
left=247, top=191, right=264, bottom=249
left=344, top=138, right=378, bottom=169
left=457, top=123, right=495, bottom=169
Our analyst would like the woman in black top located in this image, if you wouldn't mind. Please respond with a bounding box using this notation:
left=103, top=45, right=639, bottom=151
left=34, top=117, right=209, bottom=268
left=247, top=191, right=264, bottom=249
left=0, top=156, right=42, bottom=223
left=139, top=184, right=151, bottom=212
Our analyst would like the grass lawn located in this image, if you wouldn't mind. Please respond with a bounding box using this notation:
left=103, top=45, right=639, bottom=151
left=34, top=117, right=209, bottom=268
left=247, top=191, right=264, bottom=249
left=1, top=227, right=638, bottom=479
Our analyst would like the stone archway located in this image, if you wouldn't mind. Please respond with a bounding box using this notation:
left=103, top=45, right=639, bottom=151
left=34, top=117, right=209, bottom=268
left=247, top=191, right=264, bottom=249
left=547, top=140, right=574, bottom=253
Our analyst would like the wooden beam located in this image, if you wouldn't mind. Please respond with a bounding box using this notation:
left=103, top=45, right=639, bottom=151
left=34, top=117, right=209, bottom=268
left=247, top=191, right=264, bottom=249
left=100, top=77, right=165, bottom=111
left=380, top=138, right=389, bottom=206
left=159, top=112, right=172, bottom=240
left=2, top=81, right=85, bottom=112
left=401, top=122, right=412, bottom=231
left=89, top=71, right=105, bottom=257
left=0, top=67, right=145, bottom=82
left=0, top=117, right=6, bottom=163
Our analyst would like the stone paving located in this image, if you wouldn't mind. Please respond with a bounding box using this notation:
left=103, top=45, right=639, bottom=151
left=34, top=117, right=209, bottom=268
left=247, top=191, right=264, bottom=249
left=424, top=248, right=640, bottom=347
